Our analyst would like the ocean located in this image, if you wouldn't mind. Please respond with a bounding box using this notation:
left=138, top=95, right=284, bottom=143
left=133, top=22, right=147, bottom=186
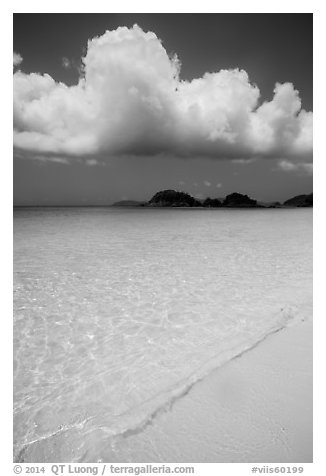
left=13, top=207, right=312, bottom=462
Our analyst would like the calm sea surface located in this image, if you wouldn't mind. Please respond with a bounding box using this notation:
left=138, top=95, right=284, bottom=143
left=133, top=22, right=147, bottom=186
left=13, top=208, right=312, bottom=462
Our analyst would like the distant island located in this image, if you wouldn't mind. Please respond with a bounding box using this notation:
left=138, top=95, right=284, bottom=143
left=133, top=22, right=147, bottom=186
left=112, top=190, right=313, bottom=208
left=112, top=200, right=147, bottom=207
left=148, top=190, right=202, bottom=207
left=283, top=193, right=313, bottom=207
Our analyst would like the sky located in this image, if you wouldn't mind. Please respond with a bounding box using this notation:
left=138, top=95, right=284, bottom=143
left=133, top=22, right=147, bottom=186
left=13, top=13, right=313, bottom=205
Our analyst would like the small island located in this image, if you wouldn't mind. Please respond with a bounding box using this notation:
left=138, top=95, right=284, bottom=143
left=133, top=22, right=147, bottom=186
left=148, top=190, right=202, bottom=207
left=112, top=190, right=313, bottom=208
left=283, top=193, right=313, bottom=207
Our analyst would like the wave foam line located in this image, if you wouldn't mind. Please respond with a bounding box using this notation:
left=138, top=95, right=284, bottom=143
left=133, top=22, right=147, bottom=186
left=94, top=305, right=305, bottom=441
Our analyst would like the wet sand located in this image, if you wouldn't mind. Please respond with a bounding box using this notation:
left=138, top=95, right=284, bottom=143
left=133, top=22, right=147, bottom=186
left=102, top=319, right=312, bottom=463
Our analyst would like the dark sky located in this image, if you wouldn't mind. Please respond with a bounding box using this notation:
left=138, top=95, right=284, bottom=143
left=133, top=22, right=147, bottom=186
left=13, top=13, right=313, bottom=205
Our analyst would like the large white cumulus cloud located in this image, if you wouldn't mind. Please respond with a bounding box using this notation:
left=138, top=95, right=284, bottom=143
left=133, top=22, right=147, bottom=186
left=13, top=25, right=312, bottom=161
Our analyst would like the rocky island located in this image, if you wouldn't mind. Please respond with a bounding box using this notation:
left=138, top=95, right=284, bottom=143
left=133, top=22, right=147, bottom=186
left=283, top=193, right=313, bottom=207
left=112, top=190, right=313, bottom=208
left=147, top=190, right=202, bottom=207
left=223, top=192, right=257, bottom=208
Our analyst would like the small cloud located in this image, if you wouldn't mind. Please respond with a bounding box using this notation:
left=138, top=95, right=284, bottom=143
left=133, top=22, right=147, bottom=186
left=39, top=155, right=70, bottom=165
left=86, top=159, right=98, bottom=166
left=13, top=52, right=23, bottom=68
left=14, top=150, right=70, bottom=164
left=301, top=163, right=313, bottom=175
left=193, top=182, right=198, bottom=187
left=277, top=160, right=313, bottom=175
left=38, top=156, right=70, bottom=164
left=278, top=160, right=296, bottom=172
left=203, top=180, right=211, bottom=187
left=232, top=158, right=257, bottom=164
left=62, top=57, right=71, bottom=69
left=179, top=180, right=185, bottom=186
left=216, top=183, right=222, bottom=188
left=62, top=56, right=83, bottom=75
left=51, top=157, right=70, bottom=164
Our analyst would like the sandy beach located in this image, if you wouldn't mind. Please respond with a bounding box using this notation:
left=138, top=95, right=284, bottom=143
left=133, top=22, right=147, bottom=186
left=100, top=319, right=312, bottom=463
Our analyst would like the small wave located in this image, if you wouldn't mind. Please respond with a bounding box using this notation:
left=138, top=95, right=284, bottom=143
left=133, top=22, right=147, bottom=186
left=85, top=305, right=304, bottom=441
left=14, top=304, right=307, bottom=463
